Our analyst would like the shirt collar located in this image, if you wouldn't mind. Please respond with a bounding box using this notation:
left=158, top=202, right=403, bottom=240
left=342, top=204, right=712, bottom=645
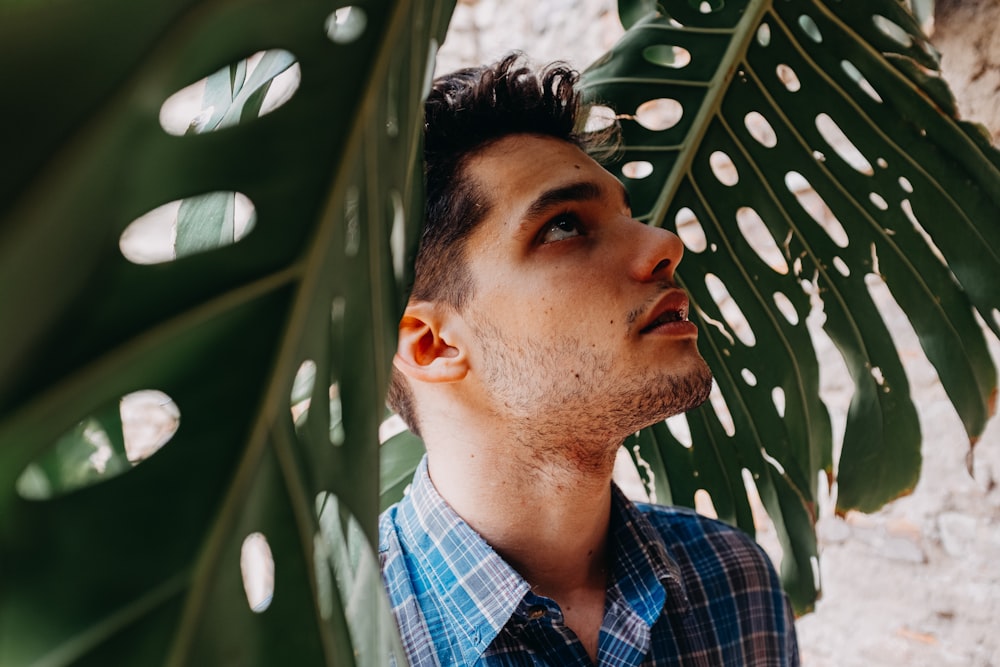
left=396, top=457, right=530, bottom=664
left=607, top=484, right=692, bottom=623
left=395, top=456, right=691, bottom=660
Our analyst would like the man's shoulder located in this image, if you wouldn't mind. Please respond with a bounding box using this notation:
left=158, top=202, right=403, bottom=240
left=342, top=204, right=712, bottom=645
left=634, top=501, right=747, bottom=536
left=632, top=501, right=781, bottom=586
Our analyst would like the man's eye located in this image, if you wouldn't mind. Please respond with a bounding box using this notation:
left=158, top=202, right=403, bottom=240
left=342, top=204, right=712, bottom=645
left=539, top=214, right=583, bottom=244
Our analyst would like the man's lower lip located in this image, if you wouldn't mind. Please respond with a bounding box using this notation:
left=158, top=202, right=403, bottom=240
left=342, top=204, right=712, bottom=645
left=644, top=321, right=698, bottom=337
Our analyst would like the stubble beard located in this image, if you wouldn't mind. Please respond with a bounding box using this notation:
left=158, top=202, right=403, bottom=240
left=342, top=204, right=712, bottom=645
left=470, top=319, right=714, bottom=476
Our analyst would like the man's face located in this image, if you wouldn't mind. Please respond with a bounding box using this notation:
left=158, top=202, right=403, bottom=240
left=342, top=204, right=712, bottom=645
left=455, top=133, right=713, bottom=451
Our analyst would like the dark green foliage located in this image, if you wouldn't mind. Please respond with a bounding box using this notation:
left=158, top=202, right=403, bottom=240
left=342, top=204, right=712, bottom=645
left=582, top=0, right=999, bottom=612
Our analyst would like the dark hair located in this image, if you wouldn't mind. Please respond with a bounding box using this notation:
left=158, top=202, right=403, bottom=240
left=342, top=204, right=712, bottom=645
left=387, top=53, right=617, bottom=436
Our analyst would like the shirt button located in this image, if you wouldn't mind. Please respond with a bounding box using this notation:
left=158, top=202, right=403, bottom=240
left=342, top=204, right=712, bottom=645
left=527, top=605, right=547, bottom=620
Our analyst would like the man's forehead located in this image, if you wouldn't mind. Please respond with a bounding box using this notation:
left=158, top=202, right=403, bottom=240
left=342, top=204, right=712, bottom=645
left=466, top=134, right=628, bottom=220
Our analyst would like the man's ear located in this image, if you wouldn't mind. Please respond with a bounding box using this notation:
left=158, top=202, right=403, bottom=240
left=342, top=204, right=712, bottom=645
left=394, top=301, right=469, bottom=383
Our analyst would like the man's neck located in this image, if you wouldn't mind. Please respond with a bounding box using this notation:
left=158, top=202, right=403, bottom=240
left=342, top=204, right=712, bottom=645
left=426, top=426, right=622, bottom=659
left=427, top=445, right=614, bottom=589
left=426, top=440, right=615, bottom=662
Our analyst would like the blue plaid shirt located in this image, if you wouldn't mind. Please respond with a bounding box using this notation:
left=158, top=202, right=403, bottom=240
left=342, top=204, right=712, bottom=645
left=379, top=457, right=798, bottom=666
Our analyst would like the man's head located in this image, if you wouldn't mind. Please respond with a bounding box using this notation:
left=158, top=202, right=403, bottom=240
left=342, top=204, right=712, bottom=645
left=409, top=54, right=610, bottom=310
left=389, top=54, right=712, bottom=447
left=388, top=54, right=605, bottom=433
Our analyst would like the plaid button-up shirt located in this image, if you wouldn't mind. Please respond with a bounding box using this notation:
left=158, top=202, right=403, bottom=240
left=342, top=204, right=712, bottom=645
left=379, top=457, right=798, bottom=666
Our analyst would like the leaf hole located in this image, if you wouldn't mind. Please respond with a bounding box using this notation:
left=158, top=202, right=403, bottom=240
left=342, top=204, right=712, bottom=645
left=709, top=150, right=738, bottom=186
left=379, top=413, right=409, bottom=444
left=901, top=200, right=947, bottom=264
left=622, top=161, right=653, bottom=180
left=675, top=207, right=707, bottom=253
left=584, top=104, right=618, bottom=132
left=635, top=98, right=684, bottom=131
left=642, top=45, right=692, bottom=69
left=776, top=64, right=801, bottom=92
left=757, top=23, right=771, bottom=47
left=329, top=383, right=344, bottom=446
left=119, top=192, right=256, bottom=264
left=706, top=273, right=756, bottom=346
left=871, top=365, right=885, bottom=386
left=841, top=60, right=883, bottom=103
left=694, top=489, right=719, bottom=518
left=869, top=192, right=889, bottom=211
left=290, top=360, right=317, bottom=423
left=16, top=390, right=180, bottom=500
left=121, top=390, right=181, bottom=463
left=665, top=413, right=693, bottom=448
left=691, top=0, right=724, bottom=14
left=325, top=6, right=367, bottom=44
left=773, top=291, right=799, bottom=325
left=810, top=556, right=821, bottom=592
left=798, top=15, right=823, bottom=42
left=771, top=386, right=786, bottom=418
left=742, top=468, right=776, bottom=543
left=736, top=206, right=788, bottom=274
left=877, top=157, right=889, bottom=169
left=741, top=368, right=758, bottom=386
left=833, top=255, right=851, bottom=277
left=785, top=171, right=849, bottom=248
left=241, top=532, right=275, bottom=613
left=873, top=14, right=913, bottom=48
left=761, top=448, right=787, bottom=475
left=898, top=176, right=913, bottom=193
left=709, top=381, right=735, bottom=436
left=815, top=113, right=874, bottom=175
left=159, top=50, right=299, bottom=136
left=744, top=111, right=777, bottom=148
left=389, top=189, right=406, bottom=281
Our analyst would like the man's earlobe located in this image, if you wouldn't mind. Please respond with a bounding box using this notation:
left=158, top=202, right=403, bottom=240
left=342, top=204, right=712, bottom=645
left=394, top=302, right=469, bottom=383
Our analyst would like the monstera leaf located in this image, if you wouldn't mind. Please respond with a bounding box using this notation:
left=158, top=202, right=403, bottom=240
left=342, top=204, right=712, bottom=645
left=582, top=0, right=999, bottom=612
left=0, top=0, right=454, bottom=664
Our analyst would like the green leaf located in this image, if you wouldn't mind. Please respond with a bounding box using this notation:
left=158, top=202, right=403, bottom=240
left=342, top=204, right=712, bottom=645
left=618, top=0, right=660, bottom=30
left=0, top=0, right=455, bottom=665
left=584, top=0, right=999, bottom=613
left=379, top=428, right=426, bottom=512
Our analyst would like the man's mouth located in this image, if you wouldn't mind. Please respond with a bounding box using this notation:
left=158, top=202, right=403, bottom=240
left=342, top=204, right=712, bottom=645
left=641, top=309, right=685, bottom=331
left=639, top=291, right=691, bottom=334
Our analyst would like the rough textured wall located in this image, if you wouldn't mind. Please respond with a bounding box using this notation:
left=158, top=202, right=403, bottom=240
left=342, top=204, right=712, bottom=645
left=436, top=0, right=1000, bottom=144
left=934, top=0, right=1000, bottom=143
left=435, top=0, right=622, bottom=75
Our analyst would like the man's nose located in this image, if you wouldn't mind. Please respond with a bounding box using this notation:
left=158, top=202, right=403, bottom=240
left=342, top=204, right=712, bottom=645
left=627, top=219, right=685, bottom=283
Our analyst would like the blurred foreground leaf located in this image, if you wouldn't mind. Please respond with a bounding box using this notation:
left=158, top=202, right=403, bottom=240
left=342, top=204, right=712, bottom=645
left=0, top=0, right=455, bottom=664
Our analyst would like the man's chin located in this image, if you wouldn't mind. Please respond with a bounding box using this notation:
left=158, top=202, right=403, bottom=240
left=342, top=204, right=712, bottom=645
left=647, top=358, right=714, bottom=426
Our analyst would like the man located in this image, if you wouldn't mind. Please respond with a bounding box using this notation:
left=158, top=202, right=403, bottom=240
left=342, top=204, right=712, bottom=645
left=379, top=54, right=799, bottom=666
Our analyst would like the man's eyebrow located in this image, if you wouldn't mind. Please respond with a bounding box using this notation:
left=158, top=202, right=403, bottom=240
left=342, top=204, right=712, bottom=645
left=523, top=180, right=628, bottom=220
